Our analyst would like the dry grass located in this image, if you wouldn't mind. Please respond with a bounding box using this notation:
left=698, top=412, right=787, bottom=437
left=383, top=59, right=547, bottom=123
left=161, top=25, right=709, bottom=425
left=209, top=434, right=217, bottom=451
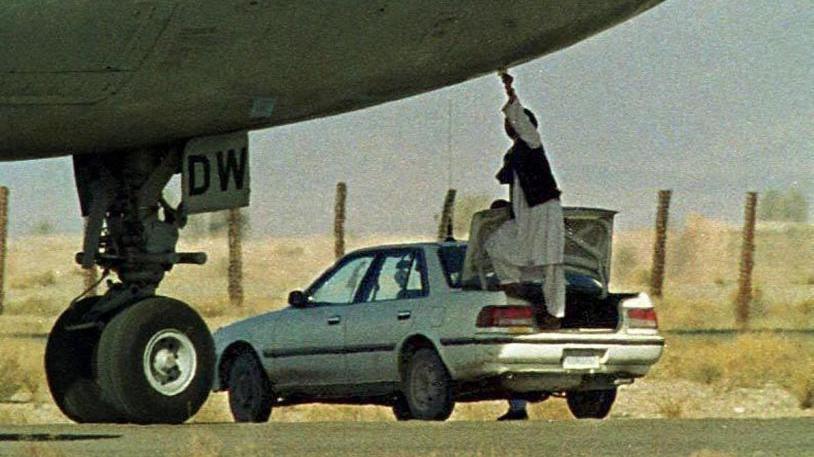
left=0, top=407, right=29, bottom=425
left=789, top=372, right=813, bottom=409
left=10, top=271, right=57, bottom=290
left=0, top=338, right=48, bottom=404
left=612, top=216, right=814, bottom=330
left=656, top=397, right=686, bottom=418
left=4, top=220, right=811, bottom=326
left=652, top=334, right=814, bottom=408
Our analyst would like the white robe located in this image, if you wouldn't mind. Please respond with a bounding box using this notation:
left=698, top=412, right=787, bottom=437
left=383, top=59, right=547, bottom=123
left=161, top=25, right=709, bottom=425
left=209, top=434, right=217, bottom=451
left=485, top=98, right=565, bottom=317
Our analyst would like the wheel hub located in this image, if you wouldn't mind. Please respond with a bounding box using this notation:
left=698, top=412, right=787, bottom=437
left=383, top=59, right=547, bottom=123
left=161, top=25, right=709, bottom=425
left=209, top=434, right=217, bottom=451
left=412, top=361, right=441, bottom=409
left=232, top=363, right=260, bottom=408
left=143, top=329, right=197, bottom=396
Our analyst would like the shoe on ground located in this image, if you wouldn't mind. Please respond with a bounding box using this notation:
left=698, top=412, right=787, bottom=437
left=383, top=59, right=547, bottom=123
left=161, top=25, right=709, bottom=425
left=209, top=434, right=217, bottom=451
left=497, top=409, right=529, bottom=421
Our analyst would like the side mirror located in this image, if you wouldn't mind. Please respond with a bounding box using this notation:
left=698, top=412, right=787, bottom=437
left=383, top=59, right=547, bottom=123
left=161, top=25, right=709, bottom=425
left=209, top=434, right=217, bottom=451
left=288, top=290, right=307, bottom=308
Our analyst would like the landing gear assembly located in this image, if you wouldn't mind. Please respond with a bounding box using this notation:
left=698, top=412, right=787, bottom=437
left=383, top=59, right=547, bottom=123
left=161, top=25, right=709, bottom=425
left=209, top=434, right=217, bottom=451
left=45, top=138, right=248, bottom=424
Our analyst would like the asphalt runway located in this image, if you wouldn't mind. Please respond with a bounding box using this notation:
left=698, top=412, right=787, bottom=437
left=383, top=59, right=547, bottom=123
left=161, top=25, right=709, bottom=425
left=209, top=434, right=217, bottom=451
left=0, top=419, right=812, bottom=457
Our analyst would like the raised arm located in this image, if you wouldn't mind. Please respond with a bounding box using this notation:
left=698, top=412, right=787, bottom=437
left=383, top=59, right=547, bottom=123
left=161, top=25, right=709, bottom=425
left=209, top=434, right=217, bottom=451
left=503, top=98, right=542, bottom=149
left=499, top=71, right=542, bottom=149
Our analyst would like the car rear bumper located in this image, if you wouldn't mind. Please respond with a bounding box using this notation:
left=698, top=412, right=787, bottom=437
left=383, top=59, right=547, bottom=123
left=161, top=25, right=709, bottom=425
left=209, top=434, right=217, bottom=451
left=439, top=333, right=664, bottom=392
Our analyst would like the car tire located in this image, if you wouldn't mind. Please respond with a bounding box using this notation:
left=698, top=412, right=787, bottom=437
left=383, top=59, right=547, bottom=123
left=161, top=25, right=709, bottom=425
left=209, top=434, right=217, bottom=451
left=403, top=348, right=454, bottom=421
left=96, top=296, right=214, bottom=424
left=392, top=393, right=412, bottom=421
left=566, top=388, right=617, bottom=419
left=227, top=350, right=273, bottom=423
left=45, top=297, right=127, bottom=423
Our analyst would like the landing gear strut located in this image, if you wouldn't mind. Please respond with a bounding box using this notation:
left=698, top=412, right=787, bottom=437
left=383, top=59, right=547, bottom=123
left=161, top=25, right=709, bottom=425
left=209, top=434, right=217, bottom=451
left=45, top=148, right=215, bottom=424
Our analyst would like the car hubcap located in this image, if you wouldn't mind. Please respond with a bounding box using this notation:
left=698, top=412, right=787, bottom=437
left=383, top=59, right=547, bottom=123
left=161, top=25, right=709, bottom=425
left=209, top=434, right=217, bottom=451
left=412, top=360, right=443, bottom=411
left=142, top=329, right=197, bottom=396
left=234, top=363, right=259, bottom=409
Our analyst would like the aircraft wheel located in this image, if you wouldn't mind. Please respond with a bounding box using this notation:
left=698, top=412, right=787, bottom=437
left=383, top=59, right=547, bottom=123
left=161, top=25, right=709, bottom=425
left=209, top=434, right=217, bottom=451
left=403, top=348, right=454, bottom=421
left=227, top=350, right=272, bottom=423
left=45, top=298, right=126, bottom=423
left=97, top=296, right=214, bottom=424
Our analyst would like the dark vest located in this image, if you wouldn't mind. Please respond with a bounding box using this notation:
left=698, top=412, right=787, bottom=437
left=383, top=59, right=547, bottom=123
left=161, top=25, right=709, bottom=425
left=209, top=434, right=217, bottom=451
left=495, top=140, right=561, bottom=207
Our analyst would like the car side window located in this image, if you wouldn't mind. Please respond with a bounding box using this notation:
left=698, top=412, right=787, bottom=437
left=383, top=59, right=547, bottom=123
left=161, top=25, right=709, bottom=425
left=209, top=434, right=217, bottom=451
left=309, top=256, right=374, bottom=305
left=366, top=251, right=426, bottom=302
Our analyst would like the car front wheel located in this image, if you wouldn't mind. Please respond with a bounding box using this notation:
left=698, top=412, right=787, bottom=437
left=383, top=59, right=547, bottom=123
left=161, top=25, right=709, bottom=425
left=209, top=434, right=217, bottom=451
left=227, top=351, right=273, bottom=423
left=403, top=348, right=454, bottom=421
left=566, top=388, right=617, bottom=419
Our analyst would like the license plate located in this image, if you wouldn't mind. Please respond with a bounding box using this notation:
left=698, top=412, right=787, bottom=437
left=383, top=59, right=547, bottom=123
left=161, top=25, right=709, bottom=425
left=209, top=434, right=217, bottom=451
left=562, top=355, right=601, bottom=370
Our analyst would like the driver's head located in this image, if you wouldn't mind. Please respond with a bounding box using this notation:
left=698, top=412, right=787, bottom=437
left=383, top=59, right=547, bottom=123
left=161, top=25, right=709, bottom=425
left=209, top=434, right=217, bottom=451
left=394, top=268, right=409, bottom=289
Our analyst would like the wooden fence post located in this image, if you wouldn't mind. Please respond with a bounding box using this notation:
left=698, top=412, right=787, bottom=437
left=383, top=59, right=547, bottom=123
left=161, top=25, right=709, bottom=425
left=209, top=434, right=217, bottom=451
left=649, top=190, right=672, bottom=299
left=437, top=189, right=457, bottom=241
left=0, top=187, right=7, bottom=314
left=735, top=192, right=758, bottom=328
left=227, top=208, right=244, bottom=307
left=334, top=182, right=347, bottom=260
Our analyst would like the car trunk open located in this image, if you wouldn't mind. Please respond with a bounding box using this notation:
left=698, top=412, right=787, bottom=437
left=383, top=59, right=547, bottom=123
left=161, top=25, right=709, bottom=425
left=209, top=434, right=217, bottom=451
left=443, top=206, right=624, bottom=330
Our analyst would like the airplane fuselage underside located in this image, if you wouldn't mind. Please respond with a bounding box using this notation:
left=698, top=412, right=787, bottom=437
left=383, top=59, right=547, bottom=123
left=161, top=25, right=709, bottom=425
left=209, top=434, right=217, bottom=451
left=0, top=0, right=663, bottom=160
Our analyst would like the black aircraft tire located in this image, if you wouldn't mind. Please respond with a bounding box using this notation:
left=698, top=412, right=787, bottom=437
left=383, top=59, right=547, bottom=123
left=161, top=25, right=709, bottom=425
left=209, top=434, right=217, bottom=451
left=97, top=297, right=214, bottom=424
left=404, top=348, right=454, bottom=421
left=227, top=350, right=272, bottom=423
left=566, top=388, right=617, bottom=419
left=45, top=298, right=127, bottom=423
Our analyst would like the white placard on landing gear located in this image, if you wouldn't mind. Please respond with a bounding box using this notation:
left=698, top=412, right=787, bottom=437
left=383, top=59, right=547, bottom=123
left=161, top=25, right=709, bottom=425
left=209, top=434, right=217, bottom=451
left=182, top=131, right=250, bottom=214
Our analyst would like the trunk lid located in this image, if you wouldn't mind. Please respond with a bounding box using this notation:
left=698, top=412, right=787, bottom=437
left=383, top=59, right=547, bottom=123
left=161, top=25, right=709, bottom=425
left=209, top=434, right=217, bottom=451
left=460, top=206, right=616, bottom=290
left=562, top=207, right=616, bottom=289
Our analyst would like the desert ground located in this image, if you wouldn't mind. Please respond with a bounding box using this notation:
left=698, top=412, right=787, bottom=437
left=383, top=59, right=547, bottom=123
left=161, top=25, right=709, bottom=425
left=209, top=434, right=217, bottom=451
left=0, top=216, right=811, bottom=455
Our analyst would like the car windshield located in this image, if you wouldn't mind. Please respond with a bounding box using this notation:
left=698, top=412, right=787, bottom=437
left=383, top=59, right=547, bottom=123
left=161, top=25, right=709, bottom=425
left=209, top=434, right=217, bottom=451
left=438, top=244, right=603, bottom=295
left=309, top=255, right=375, bottom=304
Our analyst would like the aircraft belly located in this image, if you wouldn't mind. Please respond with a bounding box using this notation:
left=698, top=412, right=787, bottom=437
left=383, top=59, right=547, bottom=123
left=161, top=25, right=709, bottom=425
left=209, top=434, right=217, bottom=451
left=0, top=0, right=663, bottom=160
left=0, top=1, right=175, bottom=105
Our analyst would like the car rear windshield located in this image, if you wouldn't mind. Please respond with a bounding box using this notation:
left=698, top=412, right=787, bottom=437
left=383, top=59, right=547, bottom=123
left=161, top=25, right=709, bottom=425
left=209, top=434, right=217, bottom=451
left=437, top=245, right=467, bottom=288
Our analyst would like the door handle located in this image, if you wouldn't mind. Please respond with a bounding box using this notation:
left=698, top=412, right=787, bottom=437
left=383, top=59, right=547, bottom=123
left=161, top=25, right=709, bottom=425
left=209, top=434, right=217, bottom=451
left=327, top=315, right=341, bottom=325
left=397, top=311, right=412, bottom=321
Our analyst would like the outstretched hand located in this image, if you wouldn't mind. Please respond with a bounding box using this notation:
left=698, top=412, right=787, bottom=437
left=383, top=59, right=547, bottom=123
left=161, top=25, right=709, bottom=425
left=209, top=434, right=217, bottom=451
left=499, top=71, right=516, bottom=102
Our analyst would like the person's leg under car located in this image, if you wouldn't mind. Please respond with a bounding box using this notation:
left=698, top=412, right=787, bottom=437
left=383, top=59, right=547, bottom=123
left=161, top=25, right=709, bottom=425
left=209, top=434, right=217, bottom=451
left=497, top=399, right=529, bottom=421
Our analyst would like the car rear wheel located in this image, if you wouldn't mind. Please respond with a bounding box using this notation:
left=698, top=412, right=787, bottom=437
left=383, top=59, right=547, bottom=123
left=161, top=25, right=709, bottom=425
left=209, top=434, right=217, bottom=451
left=566, top=388, right=617, bottom=419
left=403, top=348, right=454, bottom=421
left=227, top=350, right=273, bottom=423
left=391, top=393, right=412, bottom=421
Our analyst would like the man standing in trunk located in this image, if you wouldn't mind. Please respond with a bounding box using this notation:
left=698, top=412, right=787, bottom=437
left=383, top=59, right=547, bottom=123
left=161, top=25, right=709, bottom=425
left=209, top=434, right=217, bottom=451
left=488, top=72, right=566, bottom=421
left=486, top=72, right=565, bottom=330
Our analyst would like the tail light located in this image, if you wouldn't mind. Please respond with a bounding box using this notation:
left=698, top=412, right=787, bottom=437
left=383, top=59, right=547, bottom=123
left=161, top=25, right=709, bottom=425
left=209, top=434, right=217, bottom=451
left=627, top=307, right=658, bottom=329
left=476, top=306, right=534, bottom=328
